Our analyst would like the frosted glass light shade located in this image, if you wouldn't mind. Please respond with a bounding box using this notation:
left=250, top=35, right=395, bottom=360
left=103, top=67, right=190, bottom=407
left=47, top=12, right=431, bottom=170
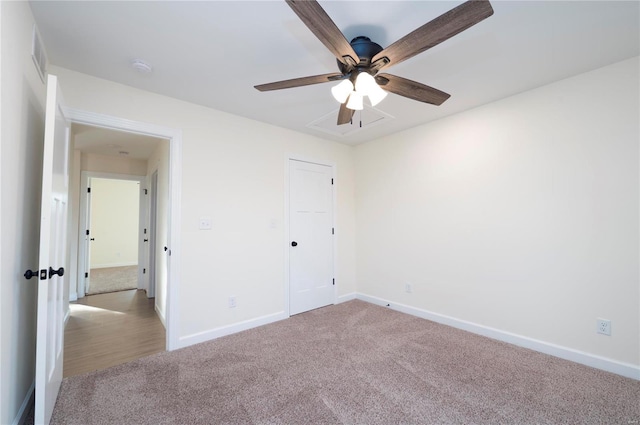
left=355, top=72, right=387, bottom=106
left=331, top=79, right=354, bottom=103
left=366, top=83, right=387, bottom=106
left=346, top=91, right=363, bottom=110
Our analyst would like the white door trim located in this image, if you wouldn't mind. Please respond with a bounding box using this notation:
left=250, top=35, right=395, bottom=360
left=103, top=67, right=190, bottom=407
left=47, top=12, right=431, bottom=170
left=65, top=107, right=182, bottom=351
left=284, top=154, right=337, bottom=318
left=147, top=170, right=159, bottom=299
left=77, top=172, right=147, bottom=297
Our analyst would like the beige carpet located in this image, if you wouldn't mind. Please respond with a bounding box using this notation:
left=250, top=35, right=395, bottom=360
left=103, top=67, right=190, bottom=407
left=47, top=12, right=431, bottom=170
left=87, top=266, right=138, bottom=295
left=49, top=300, right=639, bottom=424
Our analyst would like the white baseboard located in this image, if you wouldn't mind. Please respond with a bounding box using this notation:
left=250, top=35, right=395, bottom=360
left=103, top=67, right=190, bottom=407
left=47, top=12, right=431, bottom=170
left=177, top=311, right=287, bottom=349
left=12, top=381, right=34, bottom=425
left=64, top=308, right=70, bottom=326
left=155, top=304, right=166, bottom=328
left=356, top=293, right=640, bottom=381
left=91, top=261, right=137, bottom=269
left=69, top=291, right=78, bottom=302
left=336, top=292, right=356, bottom=304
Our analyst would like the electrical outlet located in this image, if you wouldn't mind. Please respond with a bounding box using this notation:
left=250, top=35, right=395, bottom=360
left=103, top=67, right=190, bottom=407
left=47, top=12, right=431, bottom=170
left=405, top=283, right=412, bottom=293
left=596, top=318, right=611, bottom=336
left=228, top=296, right=237, bottom=308
left=199, top=217, right=212, bottom=230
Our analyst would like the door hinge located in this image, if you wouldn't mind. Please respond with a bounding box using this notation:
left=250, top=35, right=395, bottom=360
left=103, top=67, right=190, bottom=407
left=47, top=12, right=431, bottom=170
left=144, top=189, right=148, bottom=195
left=332, top=228, right=334, bottom=235
left=144, top=228, right=147, bottom=234
left=86, top=229, right=90, bottom=236
left=143, top=268, right=146, bottom=274
left=333, top=278, right=335, bottom=286
left=85, top=272, right=88, bottom=278
left=87, top=187, right=91, bottom=193
left=331, top=178, right=334, bottom=185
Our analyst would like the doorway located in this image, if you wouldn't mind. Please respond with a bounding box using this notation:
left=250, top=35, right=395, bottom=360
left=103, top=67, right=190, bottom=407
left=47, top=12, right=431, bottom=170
left=65, top=107, right=182, bottom=353
left=83, top=176, right=144, bottom=296
left=287, top=158, right=336, bottom=316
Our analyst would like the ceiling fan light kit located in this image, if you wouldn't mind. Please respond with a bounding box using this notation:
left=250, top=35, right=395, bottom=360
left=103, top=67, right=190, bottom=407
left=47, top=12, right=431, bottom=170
left=331, top=79, right=354, bottom=103
left=255, top=0, right=494, bottom=125
left=346, top=90, right=364, bottom=111
left=354, top=72, right=388, bottom=107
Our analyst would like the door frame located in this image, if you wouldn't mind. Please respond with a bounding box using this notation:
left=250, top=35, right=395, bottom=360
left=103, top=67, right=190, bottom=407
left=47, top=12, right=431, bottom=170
left=77, top=172, right=147, bottom=297
left=65, top=107, right=182, bottom=351
left=147, top=170, right=159, bottom=298
left=284, top=154, right=337, bottom=318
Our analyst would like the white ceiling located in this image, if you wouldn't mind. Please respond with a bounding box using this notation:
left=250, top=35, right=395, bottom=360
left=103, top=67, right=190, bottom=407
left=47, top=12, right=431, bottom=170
left=73, top=124, right=163, bottom=160
left=31, top=1, right=639, bottom=146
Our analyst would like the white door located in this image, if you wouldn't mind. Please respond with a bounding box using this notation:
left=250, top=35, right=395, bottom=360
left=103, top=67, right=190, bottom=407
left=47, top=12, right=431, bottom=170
left=289, top=159, right=334, bottom=315
left=83, top=181, right=93, bottom=295
left=35, top=74, right=70, bottom=424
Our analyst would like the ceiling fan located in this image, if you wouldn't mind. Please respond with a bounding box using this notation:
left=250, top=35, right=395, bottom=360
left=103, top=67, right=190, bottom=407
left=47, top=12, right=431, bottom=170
left=255, top=0, right=494, bottom=125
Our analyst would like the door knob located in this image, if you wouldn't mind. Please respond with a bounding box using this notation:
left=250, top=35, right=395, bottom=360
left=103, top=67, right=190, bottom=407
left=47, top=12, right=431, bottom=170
left=24, top=269, right=39, bottom=280
left=291, top=241, right=298, bottom=247
left=49, top=267, right=64, bottom=278
left=144, top=239, right=149, bottom=242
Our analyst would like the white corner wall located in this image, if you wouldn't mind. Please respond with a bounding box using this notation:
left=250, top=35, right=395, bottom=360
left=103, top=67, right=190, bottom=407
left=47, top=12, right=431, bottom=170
left=355, top=57, right=639, bottom=373
left=0, top=2, right=47, bottom=424
left=50, top=65, right=357, bottom=347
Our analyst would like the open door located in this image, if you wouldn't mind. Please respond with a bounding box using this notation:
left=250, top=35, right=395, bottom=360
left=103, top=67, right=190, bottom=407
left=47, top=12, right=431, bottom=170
left=83, top=181, right=92, bottom=295
left=34, top=74, right=70, bottom=424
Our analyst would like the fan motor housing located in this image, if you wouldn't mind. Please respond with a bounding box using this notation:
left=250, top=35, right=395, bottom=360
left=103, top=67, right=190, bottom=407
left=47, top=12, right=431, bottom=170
left=338, top=36, right=384, bottom=74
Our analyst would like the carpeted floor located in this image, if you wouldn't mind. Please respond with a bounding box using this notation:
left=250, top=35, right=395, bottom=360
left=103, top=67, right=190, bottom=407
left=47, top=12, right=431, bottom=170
left=87, top=265, right=138, bottom=295
left=50, top=300, right=639, bottom=424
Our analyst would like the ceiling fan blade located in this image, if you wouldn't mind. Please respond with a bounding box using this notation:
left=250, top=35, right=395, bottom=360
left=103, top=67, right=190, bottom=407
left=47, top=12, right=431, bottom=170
left=255, top=73, right=343, bottom=91
left=376, top=74, right=450, bottom=106
left=371, top=0, right=494, bottom=70
left=337, top=101, right=355, bottom=125
left=286, top=0, right=359, bottom=69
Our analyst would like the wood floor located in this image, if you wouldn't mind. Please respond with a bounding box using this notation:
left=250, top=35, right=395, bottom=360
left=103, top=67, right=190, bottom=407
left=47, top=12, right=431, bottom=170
left=63, top=289, right=165, bottom=378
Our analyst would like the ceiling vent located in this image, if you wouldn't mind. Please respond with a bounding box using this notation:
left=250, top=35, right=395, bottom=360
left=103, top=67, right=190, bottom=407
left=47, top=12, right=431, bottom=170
left=307, top=105, right=394, bottom=137
left=31, top=25, right=47, bottom=83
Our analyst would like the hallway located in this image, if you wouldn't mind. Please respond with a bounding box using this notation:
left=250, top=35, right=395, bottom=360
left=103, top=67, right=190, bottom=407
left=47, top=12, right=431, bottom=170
left=64, top=290, right=165, bottom=377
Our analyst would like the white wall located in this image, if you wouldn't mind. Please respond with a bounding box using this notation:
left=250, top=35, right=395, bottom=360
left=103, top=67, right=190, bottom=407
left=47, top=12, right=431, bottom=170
left=146, top=140, right=170, bottom=323
left=89, top=178, right=140, bottom=268
left=0, top=2, right=47, bottom=423
left=51, top=66, right=357, bottom=346
left=355, top=57, right=639, bottom=368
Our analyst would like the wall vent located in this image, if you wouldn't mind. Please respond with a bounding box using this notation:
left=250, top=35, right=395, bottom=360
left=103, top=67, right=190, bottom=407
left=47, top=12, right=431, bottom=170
left=307, top=104, right=394, bottom=137
left=31, top=25, right=47, bottom=83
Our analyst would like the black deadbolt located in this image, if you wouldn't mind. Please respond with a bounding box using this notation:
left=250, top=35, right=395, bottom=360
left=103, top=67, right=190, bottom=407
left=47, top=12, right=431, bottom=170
left=291, top=241, right=298, bottom=247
